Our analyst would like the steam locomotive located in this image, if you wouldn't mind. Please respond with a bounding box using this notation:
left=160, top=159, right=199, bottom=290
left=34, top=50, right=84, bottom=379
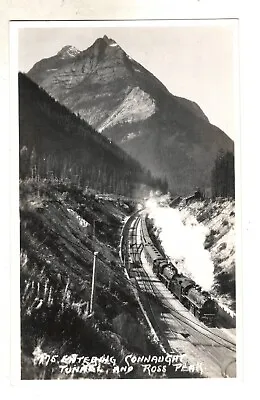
left=140, top=214, right=218, bottom=326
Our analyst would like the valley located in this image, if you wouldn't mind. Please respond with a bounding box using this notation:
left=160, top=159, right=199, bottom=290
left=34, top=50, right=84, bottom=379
left=18, top=29, right=237, bottom=380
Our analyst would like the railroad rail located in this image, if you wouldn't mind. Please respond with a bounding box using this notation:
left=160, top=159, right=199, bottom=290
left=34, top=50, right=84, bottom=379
left=120, top=210, right=236, bottom=378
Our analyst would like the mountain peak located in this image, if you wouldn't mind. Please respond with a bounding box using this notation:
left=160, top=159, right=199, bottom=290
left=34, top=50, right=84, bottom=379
left=91, top=35, right=120, bottom=51
left=28, top=38, right=234, bottom=194
left=57, top=45, right=81, bottom=59
left=102, top=35, right=117, bottom=46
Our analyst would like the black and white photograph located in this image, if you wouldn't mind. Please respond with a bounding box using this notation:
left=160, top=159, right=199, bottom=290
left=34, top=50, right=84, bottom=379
left=14, top=19, right=238, bottom=380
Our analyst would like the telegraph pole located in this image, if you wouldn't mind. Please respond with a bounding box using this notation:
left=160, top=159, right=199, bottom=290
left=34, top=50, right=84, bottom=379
left=89, top=251, right=98, bottom=315
left=89, top=218, right=98, bottom=315
left=93, top=219, right=96, bottom=242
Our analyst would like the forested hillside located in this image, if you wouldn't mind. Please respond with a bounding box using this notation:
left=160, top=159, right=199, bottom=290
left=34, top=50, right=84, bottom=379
left=211, top=151, right=235, bottom=198
left=19, top=73, right=168, bottom=196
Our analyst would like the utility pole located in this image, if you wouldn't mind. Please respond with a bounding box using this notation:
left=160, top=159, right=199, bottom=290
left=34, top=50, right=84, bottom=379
left=93, top=219, right=96, bottom=242
left=89, top=251, right=98, bottom=315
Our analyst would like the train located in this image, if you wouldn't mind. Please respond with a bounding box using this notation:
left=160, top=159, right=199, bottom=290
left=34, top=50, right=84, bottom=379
left=140, top=214, right=218, bottom=326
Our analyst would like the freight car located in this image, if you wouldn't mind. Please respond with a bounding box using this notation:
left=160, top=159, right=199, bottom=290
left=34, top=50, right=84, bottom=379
left=140, top=213, right=218, bottom=326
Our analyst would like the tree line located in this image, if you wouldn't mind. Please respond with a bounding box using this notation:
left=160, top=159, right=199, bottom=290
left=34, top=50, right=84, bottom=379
left=211, top=150, right=235, bottom=198
left=19, top=73, right=168, bottom=196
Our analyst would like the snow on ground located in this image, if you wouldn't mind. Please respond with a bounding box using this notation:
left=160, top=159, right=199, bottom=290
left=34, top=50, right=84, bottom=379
left=145, top=194, right=236, bottom=311
left=184, top=199, right=236, bottom=310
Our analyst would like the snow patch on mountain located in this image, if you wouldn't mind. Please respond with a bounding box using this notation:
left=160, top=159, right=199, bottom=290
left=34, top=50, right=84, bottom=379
left=98, top=86, right=156, bottom=132
left=57, top=45, right=81, bottom=59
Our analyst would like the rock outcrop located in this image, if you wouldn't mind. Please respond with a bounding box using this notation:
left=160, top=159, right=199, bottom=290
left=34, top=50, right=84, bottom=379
left=28, top=35, right=234, bottom=194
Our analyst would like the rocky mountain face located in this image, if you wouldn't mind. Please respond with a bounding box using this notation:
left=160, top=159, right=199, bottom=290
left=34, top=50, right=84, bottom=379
left=27, top=35, right=234, bottom=195
left=19, top=73, right=167, bottom=196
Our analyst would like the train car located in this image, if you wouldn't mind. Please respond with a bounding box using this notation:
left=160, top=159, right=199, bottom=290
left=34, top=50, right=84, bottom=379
left=140, top=214, right=150, bottom=244
left=140, top=215, right=169, bottom=274
left=144, top=244, right=164, bottom=269
left=185, top=287, right=218, bottom=325
left=169, top=275, right=195, bottom=304
left=139, top=212, right=217, bottom=326
left=152, top=258, right=167, bottom=275
left=159, top=264, right=178, bottom=288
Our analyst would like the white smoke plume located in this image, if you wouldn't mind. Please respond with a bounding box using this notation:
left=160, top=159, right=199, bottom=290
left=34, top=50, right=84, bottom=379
left=145, top=193, right=214, bottom=291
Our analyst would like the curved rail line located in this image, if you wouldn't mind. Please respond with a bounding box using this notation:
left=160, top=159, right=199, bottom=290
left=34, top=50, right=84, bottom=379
left=125, top=212, right=236, bottom=377
left=139, top=214, right=236, bottom=348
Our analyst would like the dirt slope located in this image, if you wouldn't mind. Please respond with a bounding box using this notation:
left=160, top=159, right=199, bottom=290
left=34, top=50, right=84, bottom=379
left=20, top=180, right=155, bottom=379
left=20, top=180, right=197, bottom=379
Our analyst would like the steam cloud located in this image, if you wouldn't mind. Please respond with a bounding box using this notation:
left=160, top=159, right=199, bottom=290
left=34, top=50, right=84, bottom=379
left=145, top=193, right=214, bottom=291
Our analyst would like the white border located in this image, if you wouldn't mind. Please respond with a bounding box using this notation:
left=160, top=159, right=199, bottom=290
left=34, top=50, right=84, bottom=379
left=10, top=16, right=241, bottom=388
left=10, top=23, right=20, bottom=386
left=12, top=19, right=237, bottom=28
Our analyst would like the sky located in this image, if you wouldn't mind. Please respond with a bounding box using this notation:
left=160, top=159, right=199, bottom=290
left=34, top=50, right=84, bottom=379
left=18, top=20, right=237, bottom=140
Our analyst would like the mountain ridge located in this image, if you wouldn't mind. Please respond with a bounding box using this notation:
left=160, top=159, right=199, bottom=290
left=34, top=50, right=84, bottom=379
left=19, top=72, right=168, bottom=196
left=27, top=36, right=234, bottom=195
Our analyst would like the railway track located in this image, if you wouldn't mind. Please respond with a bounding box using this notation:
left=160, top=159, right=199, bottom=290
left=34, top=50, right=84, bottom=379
left=128, top=216, right=174, bottom=353
left=140, top=262, right=236, bottom=375
left=123, top=211, right=236, bottom=378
